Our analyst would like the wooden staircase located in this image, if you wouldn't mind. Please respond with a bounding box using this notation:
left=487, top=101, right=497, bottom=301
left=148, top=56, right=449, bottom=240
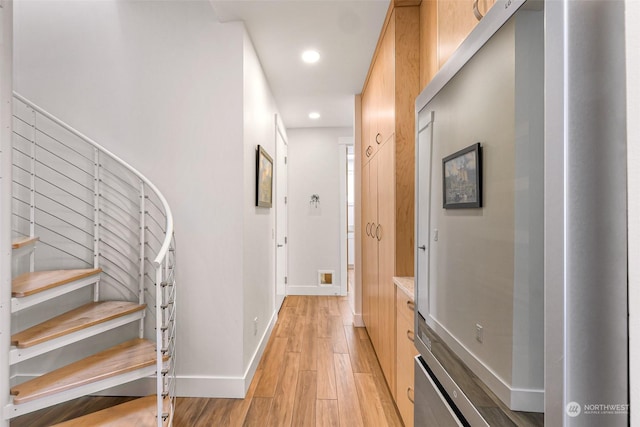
left=52, top=395, right=170, bottom=427
left=5, top=94, right=177, bottom=426
left=4, top=238, right=172, bottom=425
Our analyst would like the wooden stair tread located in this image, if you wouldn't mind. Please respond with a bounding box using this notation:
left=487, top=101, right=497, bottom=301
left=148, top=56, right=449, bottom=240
left=52, top=396, right=169, bottom=427
left=11, top=301, right=147, bottom=348
left=10, top=338, right=158, bottom=404
left=12, top=268, right=102, bottom=298
left=12, top=236, right=39, bottom=249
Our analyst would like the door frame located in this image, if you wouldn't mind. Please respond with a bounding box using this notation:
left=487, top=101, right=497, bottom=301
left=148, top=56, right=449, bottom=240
left=338, top=137, right=353, bottom=297
left=274, top=114, right=288, bottom=310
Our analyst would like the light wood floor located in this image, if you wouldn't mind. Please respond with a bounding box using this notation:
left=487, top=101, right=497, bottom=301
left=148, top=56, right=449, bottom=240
left=11, top=295, right=402, bottom=426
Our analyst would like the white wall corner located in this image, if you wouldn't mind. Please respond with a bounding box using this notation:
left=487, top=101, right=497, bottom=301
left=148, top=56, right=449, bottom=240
left=172, top=307, right=278, bottom=399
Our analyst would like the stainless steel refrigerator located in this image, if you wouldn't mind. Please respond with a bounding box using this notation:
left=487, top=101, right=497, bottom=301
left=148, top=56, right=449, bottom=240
left=413, top=1, right=628, bottom=425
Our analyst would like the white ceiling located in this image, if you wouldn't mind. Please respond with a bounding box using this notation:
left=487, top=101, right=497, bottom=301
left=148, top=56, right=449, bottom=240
left=209, top=0, right=390, bottom=129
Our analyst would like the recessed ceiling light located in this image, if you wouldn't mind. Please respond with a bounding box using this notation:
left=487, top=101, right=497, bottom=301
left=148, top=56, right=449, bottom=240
left=302, top=50, right=320, bottom=64
left=309, top=112, right=321, bottom=119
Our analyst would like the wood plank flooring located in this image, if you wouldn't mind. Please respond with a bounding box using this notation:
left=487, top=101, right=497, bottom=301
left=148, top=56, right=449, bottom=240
left=10, top=296, right=402, bottom=426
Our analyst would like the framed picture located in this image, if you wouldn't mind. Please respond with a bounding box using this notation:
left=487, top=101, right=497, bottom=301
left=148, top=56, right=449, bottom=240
left=442, top=142, right=482, bottom=209
left=256, top=145, right=273, bottom=208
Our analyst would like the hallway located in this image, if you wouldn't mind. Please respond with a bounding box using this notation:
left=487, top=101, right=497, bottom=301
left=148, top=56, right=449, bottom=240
left=11, top=296, right=403, bottom=426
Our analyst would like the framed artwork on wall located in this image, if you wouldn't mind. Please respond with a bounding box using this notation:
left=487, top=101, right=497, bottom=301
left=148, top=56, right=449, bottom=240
left=256, top=145, right=273, bottom=208
left=442, top=142, right=482, bottom=209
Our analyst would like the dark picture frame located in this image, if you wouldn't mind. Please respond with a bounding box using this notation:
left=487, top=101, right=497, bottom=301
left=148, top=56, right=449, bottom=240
left=442, top=142, right=482, bottom=209
left=256, top=145, right=274, bottom=208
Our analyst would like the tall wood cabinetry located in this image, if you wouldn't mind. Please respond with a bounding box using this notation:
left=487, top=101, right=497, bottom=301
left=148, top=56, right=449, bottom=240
left=360, top=3, right=420, bottom=398
left=420, top=0, right=496, bottom=88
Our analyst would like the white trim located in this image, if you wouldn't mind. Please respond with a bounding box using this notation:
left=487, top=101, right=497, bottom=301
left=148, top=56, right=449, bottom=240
left=427, top=315, right=544, bottom=412
left=4, top=365, right=157, bottom=419
left=338, top=144, right=348, bottom=296
left=11, top=275, right=100, bottom=313
left=11, top=375, right=156, bottom=398
left=0, top=3, right=13, bottom=427
left=242, top=305, right=278, bottom=395
left=275, top=114, right=288, bottom=302
left=286, top=285, right=342, bottom=296
left=10, top=310, right=145, bottom=364
left=353, top=313, right=365, bottom=328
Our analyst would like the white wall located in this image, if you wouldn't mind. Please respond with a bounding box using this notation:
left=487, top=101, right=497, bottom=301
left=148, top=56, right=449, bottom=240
left=0, top=3, right=14, bottom=420
left=627, top=1, right=639, bottom=423
left=14, top=0, right=279, bottom=397
left=287, top=127, right=351, bottom=295
left=241, top=30, right=280, bottom=373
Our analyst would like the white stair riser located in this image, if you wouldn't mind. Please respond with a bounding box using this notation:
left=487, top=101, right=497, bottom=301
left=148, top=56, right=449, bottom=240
left=10, top=310, right=146, bottom=364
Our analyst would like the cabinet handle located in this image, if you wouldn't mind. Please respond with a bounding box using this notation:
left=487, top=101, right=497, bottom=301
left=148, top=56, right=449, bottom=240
left=406, top=300, right=415, bottom=312
left=366, top=223, right=371, bottom=236
left=366, top=146, right=373, bottom=157
left=407, top=330, right=415, bottom=342
left=375, top=133, right=382, bottom=144
left=418, top=245, right=426, bottom=251
left=370, top=223, right=376, bottom=238
left=376, top=224, right=382, bottom=241
left=407, top=387, right=414, bottom=404
left=473, top=0, right=484, bottom=21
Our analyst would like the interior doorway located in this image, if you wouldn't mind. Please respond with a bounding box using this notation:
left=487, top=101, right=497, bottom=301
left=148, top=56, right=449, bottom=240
left=275, top=116, right=288, bottom=310
left=338, top=137, right=354, bottom=298
left=347, top=146, right=355, bottom=293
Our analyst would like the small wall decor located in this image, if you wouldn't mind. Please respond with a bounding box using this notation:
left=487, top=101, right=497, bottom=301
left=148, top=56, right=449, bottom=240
left=310, top=194, right=320, bottom=208
left=256, top=145, right=273, bottom=208
left=318, top=270, right=334, bottom=286
left=442, top=142, right=482, bottom=209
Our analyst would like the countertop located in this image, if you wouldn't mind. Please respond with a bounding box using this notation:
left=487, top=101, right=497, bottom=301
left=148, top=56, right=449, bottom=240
left=393, top=276, right=414, bottom=301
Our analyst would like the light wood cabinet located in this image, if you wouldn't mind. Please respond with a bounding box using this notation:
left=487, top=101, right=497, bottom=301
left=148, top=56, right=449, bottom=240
left=360, top=3, right=419, bottom=398
left=419, top=0, right=496, bottom=89
left=362, top=158, right=379, bottom=347
left=396, top=287, right=418, bottom=427
left=437, top=0, right=495, bottom=67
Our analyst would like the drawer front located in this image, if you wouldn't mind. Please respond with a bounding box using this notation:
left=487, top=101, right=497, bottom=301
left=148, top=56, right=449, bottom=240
left=397, top=304, right=418, bottom=427
left=396, top=288, right=415, bottom=324
left=414, top=356, right=463, bottom=426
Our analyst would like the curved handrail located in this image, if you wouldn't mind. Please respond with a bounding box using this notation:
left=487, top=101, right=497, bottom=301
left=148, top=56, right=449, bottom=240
left=12, top=92, right=173, bottom=267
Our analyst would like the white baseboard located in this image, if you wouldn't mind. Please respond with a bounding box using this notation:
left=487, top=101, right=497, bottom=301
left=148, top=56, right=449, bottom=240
left=286, top=285, right=344, bottom=296
left=353, top=313, right=365, bottom=327
left=428, top=315, right=544, bottom=412
left=13, top=308, right=280, bottom=400
left=242, top=305, right=278, bottom=394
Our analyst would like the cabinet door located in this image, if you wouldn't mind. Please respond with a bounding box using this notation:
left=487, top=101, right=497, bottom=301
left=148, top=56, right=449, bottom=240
left=397, top=290, right=417, bottom=427
left=370, top=65, right=382, bottom=158
left=377, top=138, right=396, bottom=393
left=361, top=85, right=373, bottom=163
left=362, top=162, right=372, bottom=330
left=379, top=10, right=396, bottom=145
left=437, top=0, right=495, bottom=68
left=362, top=159, right=379, bottom=346
left=367, top=155, right=380, bottom=348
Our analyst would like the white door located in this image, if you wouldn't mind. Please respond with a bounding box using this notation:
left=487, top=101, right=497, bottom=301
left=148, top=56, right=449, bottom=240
left=275, top=120, right=288, bottom=308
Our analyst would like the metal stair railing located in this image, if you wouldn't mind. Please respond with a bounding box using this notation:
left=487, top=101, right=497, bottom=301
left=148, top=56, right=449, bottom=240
left=5, top=93, right=176, bottom=426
